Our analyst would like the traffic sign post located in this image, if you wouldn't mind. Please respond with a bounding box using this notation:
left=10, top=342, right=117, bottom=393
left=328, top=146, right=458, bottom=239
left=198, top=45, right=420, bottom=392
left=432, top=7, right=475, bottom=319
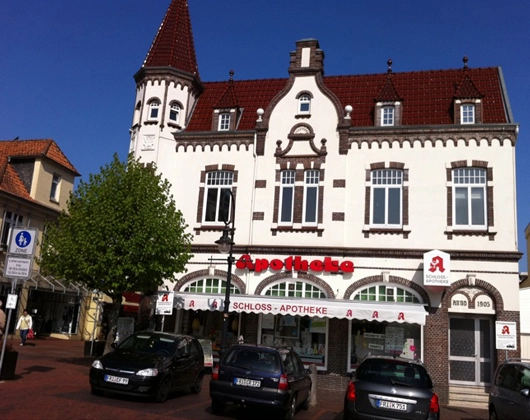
left=1, top=227, right=39, bottom=379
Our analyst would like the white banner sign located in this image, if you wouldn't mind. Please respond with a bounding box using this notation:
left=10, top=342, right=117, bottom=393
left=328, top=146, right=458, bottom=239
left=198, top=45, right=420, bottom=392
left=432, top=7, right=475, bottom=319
left=423, top=249, right=451, bottom=286
left=156, top=291, right=174, bottom=315
left=496, top=321, right=517, bottom=350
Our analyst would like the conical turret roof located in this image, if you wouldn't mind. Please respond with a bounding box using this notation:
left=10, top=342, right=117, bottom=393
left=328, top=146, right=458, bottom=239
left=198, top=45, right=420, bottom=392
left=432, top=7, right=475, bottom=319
left=142, top=0, right=200, bottom=77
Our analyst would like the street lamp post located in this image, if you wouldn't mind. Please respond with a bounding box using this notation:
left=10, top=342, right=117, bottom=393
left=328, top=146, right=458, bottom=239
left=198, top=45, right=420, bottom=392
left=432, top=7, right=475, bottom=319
left=214, top=190, right=235, bottom=355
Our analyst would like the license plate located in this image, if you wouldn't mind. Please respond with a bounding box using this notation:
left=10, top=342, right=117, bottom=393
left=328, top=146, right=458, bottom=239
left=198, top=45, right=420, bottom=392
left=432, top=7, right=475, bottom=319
left=377, top=400, right=407, bottom=411
left=104, top=374, right=129, bottom=385
left=234, top=377, right=261, bottom=387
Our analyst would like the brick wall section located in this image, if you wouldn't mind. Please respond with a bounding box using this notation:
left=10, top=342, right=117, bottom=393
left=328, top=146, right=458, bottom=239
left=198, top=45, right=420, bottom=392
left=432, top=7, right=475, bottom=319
left=424, top=305, right=450, bottom=404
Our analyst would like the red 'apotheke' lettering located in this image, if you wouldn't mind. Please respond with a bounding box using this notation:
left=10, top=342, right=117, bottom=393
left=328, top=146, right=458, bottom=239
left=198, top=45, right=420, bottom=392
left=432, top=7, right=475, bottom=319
left=236, top=254, right=354, bottom=274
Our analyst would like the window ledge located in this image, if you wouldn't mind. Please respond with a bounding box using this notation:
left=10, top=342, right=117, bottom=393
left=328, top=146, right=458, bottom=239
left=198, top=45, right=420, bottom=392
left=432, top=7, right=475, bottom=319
left=362, top=228, right=410, bottom=239
left=144, top=120, right=158, bottom=125
left=445, top=229, right=496, bottom=240
left=167, top=122, right=182, bottom=129
left=295, top=114, right=311, bottom=119
left=194, top=225, right=227, bottom=235
left=271, top=226, right=324, bottom=237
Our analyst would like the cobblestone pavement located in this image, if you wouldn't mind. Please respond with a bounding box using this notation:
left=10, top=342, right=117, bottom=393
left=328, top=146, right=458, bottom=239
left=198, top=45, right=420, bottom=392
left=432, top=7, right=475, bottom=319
left=0, top=337, right=489, bottom=419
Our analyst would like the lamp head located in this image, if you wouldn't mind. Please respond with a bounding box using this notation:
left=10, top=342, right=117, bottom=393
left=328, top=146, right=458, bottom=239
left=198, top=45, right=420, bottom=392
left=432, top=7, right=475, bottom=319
left=215, top=228, right=233, bottom=254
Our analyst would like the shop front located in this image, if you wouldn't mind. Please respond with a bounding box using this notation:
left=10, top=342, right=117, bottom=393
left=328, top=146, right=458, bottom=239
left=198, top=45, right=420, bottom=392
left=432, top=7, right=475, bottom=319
left=171, top=292, right=427, bottom=371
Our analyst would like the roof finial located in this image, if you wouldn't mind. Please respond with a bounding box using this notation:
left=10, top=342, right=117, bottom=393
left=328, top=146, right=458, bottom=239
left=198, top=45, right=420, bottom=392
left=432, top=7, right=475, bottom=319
left=387, top=59, right=393, bottom=74
left=463, top=56, right=468, bottom=69
left=229, top=69, right=234, bottom=81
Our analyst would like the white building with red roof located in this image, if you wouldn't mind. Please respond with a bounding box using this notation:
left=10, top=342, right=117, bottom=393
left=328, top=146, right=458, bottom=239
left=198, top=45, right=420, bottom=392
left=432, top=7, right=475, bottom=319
left=130, top=0, right=521, bottom=406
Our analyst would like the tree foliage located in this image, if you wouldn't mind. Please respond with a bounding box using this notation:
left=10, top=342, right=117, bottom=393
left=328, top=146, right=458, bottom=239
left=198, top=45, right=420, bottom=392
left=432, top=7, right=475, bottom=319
left=39, top=153, right=192, bottom=346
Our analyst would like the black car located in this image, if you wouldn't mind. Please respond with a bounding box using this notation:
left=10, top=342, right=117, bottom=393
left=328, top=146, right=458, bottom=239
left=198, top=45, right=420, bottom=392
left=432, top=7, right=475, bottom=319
left=488, top=358, right=530, bottom=420
left=89, top=331, right=204, bottom=402
left=343, top=355, right=440, bottom=420
left=209, top=344, right=312, bottom=419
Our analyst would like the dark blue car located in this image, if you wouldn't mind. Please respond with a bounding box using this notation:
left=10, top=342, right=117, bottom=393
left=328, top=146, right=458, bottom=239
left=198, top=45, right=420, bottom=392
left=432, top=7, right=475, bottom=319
left=210, top=344, right=312, bottom=419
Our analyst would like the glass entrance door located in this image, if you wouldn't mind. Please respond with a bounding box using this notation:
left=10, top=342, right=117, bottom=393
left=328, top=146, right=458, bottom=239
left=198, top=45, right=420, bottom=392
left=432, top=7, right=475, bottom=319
left=449, top=317, right=493, bottom=385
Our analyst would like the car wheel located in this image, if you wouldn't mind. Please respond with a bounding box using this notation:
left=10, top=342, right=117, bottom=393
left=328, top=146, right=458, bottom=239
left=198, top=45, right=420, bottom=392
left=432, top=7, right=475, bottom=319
left=211, top=398, right=225, bottom=415
left=190, top=373, right=203, bottom=394
left=155, top=377, right=171, bottom=403
left=300, top=386, right=311, bottom=410
left=489, top=407, right=498, bottom=420
left=283, top=395, right=296, bottom=420
left=91, top=387, right=104, bottom=397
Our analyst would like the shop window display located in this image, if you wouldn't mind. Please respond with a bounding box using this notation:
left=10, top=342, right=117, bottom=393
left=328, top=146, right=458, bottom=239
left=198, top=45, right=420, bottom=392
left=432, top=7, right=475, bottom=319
left=350, top=320, right=421, bottom=370
left=260, top=314, right=327, bottom=367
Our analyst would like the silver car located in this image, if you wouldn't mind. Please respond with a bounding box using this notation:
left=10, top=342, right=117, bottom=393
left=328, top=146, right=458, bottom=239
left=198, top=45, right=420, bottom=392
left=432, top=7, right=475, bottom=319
left=489, top=359, right=530, bottom=420
left=343, top=355, right=440, bottom=420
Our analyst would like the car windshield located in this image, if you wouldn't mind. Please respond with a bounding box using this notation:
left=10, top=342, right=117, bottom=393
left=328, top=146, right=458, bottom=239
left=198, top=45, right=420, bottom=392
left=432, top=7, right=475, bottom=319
left=225, top=348, right=281, bottom=373
left=357, top=359, right=432, bottom=389
left=119, top=334, right=177, bottom=356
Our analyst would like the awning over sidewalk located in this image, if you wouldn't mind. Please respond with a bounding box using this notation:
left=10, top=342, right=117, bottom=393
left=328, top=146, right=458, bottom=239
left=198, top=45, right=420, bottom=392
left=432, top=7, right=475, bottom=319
left=174, top=293, right=427, bottom=325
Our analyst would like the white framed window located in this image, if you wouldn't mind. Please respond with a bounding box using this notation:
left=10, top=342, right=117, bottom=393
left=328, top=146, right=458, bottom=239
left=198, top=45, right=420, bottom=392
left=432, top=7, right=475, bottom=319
left=461, top=104, right=475, bottom=124
left=453, top=168, right=486, bottom=228
left=371, top=169, right=402, bottom=227
left=149, top=100, right=160, bottom=120
left=169, top=103, right=181, bottom=123
left=218, top=113, right=230, bottom=131
left=381, top=106, right=395, bottom=126
left=264, top=280, right=327, bottom=298
left=298, top=94, right=311, bottom=114
left=303, top=170, right=319, bottom=224
left=203, top=171, right=233, bottom=224
left=183, top=278, right=240, bottom=295
left=50, top=173, right=60, bottom=201
left=353, top=284, right=421, bottom=303
left=279, top=170, right=295, bottom=224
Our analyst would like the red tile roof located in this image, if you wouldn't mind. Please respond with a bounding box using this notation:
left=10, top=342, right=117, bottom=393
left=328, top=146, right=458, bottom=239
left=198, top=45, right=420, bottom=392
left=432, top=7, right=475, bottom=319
left=143, top=0, right=199, bottom=77
left=0, top=139, right=79, bottom=201
left=185, top=67, right=507, bottom=131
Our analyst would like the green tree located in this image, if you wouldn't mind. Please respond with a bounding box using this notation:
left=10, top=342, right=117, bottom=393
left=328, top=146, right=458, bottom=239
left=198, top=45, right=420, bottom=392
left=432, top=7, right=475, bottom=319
left=39, top=153, right=192, bottom=350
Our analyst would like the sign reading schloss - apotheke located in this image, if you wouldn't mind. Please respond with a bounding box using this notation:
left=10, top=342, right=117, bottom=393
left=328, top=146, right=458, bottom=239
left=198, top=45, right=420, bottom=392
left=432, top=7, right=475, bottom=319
left=236, top=254, right=354, bottom=273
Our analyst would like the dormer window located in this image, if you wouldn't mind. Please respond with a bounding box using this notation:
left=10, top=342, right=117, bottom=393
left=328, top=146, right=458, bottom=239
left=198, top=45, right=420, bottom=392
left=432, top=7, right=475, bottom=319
left=299, top=94, right=311, bottom=114
left=148, top=100, right=160, bottom=120
left=382, top=106, right=395, bottom=126
left=461, top=104, right=475, bottom=124
left=169, top=102, right=181, bottom=124
left=218, top=113, right=231, bottom=131
left=375, top=102, right=401, bottom=127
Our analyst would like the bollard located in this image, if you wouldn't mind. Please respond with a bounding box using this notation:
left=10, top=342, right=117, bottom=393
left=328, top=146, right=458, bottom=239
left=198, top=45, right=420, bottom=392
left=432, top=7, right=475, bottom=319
left=309, top=363, right=318, bottom=405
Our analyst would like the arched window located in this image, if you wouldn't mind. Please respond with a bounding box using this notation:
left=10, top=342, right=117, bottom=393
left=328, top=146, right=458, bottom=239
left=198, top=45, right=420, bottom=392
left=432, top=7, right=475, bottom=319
left=169, top=102, right=181, bottom=124
left=148, top=99, right=160, bottom=120
left=352, top=284, right=421, bottom=303
left=298, top=94, right=311, bottom=114
left=183, top=278, right=241, bottom=295
left=264, top=280, right=327, bottom=299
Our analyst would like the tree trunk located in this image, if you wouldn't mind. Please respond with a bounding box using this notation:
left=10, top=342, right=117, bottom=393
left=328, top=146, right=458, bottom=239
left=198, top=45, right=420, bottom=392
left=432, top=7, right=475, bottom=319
left=103, top=294, right=122, bottom=355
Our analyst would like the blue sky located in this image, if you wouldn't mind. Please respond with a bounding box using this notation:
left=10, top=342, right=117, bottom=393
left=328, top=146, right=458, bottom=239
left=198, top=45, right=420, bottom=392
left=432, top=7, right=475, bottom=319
left=2, top=1, right=529, bottom=271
